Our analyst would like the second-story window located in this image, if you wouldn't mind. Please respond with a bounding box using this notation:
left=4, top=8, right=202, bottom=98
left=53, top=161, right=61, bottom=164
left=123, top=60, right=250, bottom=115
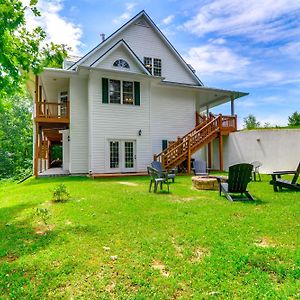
left=144, top=57, right=162, bottom=76
left=109, top=79, right=134, bottom=105
left=109, top=80, right=121, bottom=104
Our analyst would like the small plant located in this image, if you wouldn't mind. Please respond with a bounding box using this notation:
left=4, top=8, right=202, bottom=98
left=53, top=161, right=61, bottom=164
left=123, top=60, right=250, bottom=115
left=36, top=208, right=50, bottom=225
left=52, top=184, right=70, bottom=202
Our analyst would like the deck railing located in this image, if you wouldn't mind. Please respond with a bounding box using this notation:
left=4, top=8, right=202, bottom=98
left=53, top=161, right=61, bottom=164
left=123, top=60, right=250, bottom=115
left=36, top=101, right=69, bottom=119
left=154, top=113, right=237, bottom=170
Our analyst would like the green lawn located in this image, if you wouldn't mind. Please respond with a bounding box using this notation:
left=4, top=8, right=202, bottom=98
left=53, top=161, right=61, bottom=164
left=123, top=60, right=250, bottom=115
left=0, top=175, right=299, bottom=299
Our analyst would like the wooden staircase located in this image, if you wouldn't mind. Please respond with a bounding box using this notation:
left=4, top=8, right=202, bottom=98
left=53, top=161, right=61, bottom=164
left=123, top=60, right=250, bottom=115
left=153, top=114, right=237, bottom=171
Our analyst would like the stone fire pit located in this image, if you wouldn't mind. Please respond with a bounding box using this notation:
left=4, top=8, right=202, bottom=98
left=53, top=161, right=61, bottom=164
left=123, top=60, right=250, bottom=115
left=192, top=176, right=219, bottom=190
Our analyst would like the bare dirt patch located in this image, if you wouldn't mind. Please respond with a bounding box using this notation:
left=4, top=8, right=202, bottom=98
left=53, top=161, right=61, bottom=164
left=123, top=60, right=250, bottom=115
left=34, top=224, right=55, bottom=235
left=117, top=182, right=138, bottom=187
left=170, top=196, right=200, bottom=203
left=171, top=238, right=183, bottom=257
left=152, top=260, right=170, bottom=277
left=254, top=237, right=276, bottom=248
left=190, top=247, right=210, bottom=262
left=3, top=253, right=18, bottom=263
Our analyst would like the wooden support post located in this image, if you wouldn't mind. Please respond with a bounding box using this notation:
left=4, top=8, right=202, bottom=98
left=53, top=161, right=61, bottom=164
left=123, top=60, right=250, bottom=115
left=187, top=138, right=191, bottom=175
left=208, top=142, right=212, bottom=169
left=234, top=114, right=237, bottom=131
left=34, top=75, right=39, bottom=177
left=34, top=123, right=39, bottom=177
left=230, top=96, right=235, bottom=116
left=153, top=154, right=157, bottom=161
left=219, top=134, right=223, bottom=172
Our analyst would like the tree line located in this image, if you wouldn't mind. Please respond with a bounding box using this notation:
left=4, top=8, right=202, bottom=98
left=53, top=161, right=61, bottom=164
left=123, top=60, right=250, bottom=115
left=243, top=112, right=300, bottom=129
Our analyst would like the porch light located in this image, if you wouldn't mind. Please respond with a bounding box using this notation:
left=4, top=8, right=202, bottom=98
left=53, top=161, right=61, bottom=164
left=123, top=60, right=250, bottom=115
left=138, top=129, right=142, bottom=136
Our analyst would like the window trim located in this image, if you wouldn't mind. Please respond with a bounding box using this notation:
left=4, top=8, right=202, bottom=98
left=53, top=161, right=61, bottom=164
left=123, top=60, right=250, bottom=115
left=108, top=79, right=135, bottom=105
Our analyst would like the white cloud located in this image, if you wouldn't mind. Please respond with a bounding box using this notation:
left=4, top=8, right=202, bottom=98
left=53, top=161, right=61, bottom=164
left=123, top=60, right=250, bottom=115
left=279, top=42, right=300, bottom=60
left=23, top=0, right=83, bottom=55
left=113, top=2, right=136, bottom=24
left=162, top=15, right=175, bottom=25
left=183, top=0, right=300, bottom=42
left=183, top=44, right=250, bottom=75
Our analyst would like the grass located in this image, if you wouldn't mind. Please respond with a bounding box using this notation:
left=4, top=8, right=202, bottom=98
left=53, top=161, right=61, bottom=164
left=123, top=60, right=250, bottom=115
left=0, top=175, right=299, bottom=299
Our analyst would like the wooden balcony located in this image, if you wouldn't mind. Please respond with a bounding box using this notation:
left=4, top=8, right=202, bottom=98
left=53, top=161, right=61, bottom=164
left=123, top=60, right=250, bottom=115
left=35, top=101, right=69, bottom=123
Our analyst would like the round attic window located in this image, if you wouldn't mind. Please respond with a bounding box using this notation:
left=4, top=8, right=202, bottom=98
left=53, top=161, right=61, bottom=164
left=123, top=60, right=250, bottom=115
left=113, top=59, right=130, bottom=69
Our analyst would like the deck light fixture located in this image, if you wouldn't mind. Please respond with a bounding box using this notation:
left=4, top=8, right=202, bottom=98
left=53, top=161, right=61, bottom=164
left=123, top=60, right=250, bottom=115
left=138, top=129, right=142, bottom=136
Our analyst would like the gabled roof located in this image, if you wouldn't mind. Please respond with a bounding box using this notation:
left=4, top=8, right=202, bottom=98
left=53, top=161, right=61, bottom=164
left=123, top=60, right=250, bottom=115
left=68, top=10, right=203, bottom=86
left=89, top=39, right=151, bottom=75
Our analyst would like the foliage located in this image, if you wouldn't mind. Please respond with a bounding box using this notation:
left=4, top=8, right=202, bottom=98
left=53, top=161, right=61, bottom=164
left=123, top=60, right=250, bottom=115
left=52, top=183, right=70, bottom=202
left=0, top=89, right=33, bottom=179
left=0, top=175, right=299, bottom=298
left=35, top=207, right=50, bottom=225
left=0, top=0, right=68, bottom=98
left=288, top=111, right=300, bottom=127
left=243, top=114, right=261, bottom=129
left=51, top=145, right=62, bottom=160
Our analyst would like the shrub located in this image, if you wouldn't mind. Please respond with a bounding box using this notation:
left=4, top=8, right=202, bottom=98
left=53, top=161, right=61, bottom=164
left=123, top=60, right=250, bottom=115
left=52, top=184, right=70, bottom=202
left=36, top=208, right=50, bottom=225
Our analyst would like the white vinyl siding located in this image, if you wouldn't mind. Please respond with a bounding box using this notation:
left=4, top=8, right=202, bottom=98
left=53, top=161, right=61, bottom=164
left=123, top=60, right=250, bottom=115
left=150, top=85, right=196, bottom=155
left=83, top=16, right=199, bottom=85
left=69, top=77, right=89, bottom=173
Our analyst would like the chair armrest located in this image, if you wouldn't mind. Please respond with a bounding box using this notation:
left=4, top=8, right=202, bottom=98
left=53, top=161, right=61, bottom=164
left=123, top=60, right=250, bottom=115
left=269, top=171, right=297, bottom=175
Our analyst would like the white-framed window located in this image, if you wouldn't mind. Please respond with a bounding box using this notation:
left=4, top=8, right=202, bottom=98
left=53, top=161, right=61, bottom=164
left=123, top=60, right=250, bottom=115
left=109, top=79, right=134, bottom=105
left=144, top=57, right=162, bottom=76
left=113, top=59, right=130, bottom=69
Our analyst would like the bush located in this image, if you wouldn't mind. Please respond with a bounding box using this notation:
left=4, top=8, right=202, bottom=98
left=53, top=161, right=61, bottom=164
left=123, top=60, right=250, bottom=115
left=52, top=184, right=70, bottom=202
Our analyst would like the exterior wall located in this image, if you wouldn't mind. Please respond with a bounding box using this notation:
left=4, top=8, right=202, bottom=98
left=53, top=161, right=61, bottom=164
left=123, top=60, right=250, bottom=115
left=88, top=70, right=152, bottom=173
left=216, top=129, right=300, bottom=173
left=94, top=46, right=143, bottom=74
left=83, top=17, right=198, bottom=85
left=150, top=85, right=196, bottom=155
left=69, top=77, right=89, bottom=173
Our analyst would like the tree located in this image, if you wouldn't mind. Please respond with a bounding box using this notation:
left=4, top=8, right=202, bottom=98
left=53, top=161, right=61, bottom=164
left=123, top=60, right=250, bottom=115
left=0, top=0, right=68, bottom=98
left=288, top=111, right=300, bottom=127
left=243, top=114, right=260, bottom=129
left=0, top=89, right=33, bottom=179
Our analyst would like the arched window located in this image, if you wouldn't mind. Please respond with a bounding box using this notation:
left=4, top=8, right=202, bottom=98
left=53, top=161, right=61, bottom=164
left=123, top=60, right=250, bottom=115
left=113, top=59, right=130, bottom=69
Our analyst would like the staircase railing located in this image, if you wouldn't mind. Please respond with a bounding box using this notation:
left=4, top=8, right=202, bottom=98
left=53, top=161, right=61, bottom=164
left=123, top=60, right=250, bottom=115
left=154, top=114, right=236, bottom=170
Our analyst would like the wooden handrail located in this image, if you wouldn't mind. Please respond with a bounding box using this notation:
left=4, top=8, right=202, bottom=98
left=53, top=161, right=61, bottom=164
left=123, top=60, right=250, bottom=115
left=154, top=114, right=237, bottom=170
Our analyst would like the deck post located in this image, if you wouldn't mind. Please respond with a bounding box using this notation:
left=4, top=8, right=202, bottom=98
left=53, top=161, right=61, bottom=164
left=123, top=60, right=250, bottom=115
left=230, top=96, right=235, bottom=116
left=218, top=134, right=223, bottom=172
left=34, top=75, right=39, bottom=177
left=34, top=123, right=39, bottom=177
left=187, top=138, right=191, bottom=175
left=208, top=142, right=212, bottom=169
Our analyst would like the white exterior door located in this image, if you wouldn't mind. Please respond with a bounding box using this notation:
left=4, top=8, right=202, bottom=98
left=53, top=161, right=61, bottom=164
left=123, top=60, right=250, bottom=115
left=109, top=140, right=136, bottom=173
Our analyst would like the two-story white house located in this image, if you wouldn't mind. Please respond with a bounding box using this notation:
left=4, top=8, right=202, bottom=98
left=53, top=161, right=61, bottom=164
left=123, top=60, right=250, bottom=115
left=28, top=10, right=247, bottom=177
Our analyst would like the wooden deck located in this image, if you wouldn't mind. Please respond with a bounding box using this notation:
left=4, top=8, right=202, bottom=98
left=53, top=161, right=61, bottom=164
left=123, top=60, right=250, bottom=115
left=91, top=172, right=148, bottom=179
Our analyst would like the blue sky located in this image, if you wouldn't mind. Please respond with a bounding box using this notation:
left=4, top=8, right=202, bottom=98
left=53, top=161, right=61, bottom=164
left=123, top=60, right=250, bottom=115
left=28, top=0, right=300, bottom=127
